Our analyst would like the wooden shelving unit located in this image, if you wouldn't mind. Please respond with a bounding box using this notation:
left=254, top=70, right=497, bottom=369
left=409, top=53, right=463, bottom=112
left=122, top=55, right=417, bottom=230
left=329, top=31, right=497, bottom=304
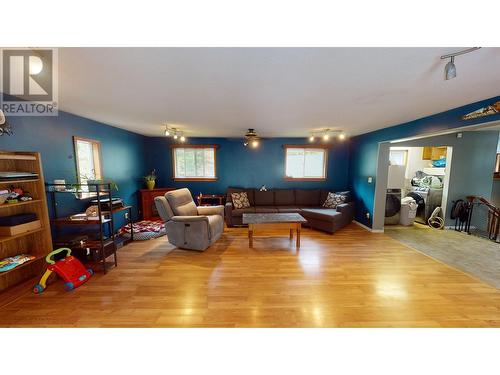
left=0, top=199, right=43, bottom=210
left=0, top=151, right=52, bottom=293
left=46, top=183, right=132, bottom=273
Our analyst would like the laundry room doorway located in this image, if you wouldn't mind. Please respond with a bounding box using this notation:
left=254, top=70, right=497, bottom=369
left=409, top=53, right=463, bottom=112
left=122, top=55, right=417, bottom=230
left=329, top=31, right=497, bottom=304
left=383, top=145, right=452, bottom=230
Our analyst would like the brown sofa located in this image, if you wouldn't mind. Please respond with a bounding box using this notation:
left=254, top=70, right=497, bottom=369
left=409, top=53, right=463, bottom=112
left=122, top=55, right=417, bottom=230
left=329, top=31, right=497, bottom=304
left=224, top=188, right=354, bottom=234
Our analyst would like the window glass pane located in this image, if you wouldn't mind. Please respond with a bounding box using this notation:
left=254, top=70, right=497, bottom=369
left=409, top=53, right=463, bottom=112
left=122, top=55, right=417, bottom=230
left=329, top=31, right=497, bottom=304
left=195, top=149, right=205, bottom=176
left=304, top=150, right=324, bottom=177
left=184, top=149, right=196, bottom=176
left=76, top=140, right=95, bottom=182
left=286, top=148, right=305, bottom=178
left=389, top=150, right=407, bottom=166
left=204, top=148, right=215, bottom=177
left=173, top=147, right=216, bottom=179
left=75, top=138, right=102, bottom=194
left=175, top=149, right=186, bottom=177
left=286, top=147, right=326, bottom=179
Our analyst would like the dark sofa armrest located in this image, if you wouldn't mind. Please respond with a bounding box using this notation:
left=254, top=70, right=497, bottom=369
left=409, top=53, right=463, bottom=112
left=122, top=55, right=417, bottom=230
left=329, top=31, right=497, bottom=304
left=336, top=201, right=355, bottom=220
left=224, top=202, right=234, bottom=227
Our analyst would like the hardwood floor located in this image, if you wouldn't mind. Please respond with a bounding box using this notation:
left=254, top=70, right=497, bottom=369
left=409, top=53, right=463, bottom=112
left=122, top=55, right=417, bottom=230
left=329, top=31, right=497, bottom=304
left=0, top=223, right=499, bottom=327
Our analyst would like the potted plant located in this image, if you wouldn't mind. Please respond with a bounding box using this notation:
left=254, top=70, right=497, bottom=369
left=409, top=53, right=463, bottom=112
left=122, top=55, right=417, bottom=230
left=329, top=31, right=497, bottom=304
left=144, top=169, right=157, bottom=190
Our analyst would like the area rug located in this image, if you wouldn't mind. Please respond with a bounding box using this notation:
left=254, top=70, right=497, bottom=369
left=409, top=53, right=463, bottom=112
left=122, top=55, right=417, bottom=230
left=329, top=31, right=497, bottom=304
left=119, top=220, right=166, bottom=241
left=385, top=225, right=500, bottom=289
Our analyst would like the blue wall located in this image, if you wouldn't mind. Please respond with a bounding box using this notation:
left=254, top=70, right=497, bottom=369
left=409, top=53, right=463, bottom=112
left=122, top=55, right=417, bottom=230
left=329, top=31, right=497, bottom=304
left=145, top=137, right=350, bottom=195
left=349, top=95, right=500, bottom=228
left=0, top=110, right=148, bottom=227
left=4, top=93, right=499, bottom=232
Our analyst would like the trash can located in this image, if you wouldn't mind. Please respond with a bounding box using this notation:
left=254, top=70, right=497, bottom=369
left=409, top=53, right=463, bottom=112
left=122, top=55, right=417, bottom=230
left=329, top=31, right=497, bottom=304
left=400, top=197, right=418, bottom=226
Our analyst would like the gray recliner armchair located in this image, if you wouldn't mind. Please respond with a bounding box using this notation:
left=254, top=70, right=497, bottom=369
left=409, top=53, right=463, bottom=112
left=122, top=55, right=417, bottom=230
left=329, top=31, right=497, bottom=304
left=154, top=188, right=224, bottom=251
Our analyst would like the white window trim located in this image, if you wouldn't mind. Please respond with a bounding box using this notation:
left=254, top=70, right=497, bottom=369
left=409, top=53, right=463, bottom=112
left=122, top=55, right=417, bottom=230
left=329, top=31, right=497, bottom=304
left=172, top=145, right=218, bottom=181
left=284, top=146, right=328, bottom=181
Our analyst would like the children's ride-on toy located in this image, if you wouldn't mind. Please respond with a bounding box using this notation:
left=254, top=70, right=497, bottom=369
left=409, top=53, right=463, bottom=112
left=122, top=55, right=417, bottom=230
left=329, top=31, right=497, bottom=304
left=33, top=248, right=93, bottom=294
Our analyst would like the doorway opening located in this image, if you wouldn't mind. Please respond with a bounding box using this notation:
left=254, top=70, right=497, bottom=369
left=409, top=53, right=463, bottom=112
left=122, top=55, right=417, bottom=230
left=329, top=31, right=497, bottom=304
left=384, top=145, right=451, bottom=230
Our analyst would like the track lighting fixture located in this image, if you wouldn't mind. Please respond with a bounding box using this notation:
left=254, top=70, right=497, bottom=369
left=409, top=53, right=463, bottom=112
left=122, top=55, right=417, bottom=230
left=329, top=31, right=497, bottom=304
left=444, top=56, right=456, bottom=80
left=164, top=124, right=187, bottom=142
left=308, top=129, right=346, bottom=142
left=440, top=47, right=481, bottom=81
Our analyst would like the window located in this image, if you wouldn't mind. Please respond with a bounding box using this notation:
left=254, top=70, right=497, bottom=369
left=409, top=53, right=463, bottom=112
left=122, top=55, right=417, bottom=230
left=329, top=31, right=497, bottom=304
left=173, top=145, right=217, bottom=181
left=284, top=146, right=327, bottom=180
left=73, top=136, right=103, bottom=185
left=389, top=149, right=408, bottom=166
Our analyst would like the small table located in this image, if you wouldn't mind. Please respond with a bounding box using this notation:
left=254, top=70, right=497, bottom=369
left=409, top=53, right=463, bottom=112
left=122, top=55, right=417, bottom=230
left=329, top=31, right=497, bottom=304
left=242, top=213, right=307, bottom=248
left=197, top=194, right=225, bottom=206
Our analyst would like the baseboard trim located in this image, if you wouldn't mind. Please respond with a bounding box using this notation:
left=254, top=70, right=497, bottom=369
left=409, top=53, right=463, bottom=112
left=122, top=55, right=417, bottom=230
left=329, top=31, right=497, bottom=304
left=353, top=220, right=384, bottom=233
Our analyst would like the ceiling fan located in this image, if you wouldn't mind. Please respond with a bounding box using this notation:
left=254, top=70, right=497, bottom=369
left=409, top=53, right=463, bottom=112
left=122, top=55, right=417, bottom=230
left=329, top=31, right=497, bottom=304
left=243, top=128, right=260, bottom=148
left=0, top=110, right=13, bottom=136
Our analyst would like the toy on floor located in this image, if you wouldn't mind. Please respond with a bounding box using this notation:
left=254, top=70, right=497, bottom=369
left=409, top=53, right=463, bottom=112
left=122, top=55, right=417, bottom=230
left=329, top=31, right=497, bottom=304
left=33, top=248, right=93, bottom=294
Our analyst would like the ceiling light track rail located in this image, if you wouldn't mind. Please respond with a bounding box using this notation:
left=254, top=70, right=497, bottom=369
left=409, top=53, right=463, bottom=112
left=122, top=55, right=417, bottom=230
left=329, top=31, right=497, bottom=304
left=440, top=47, right=481, bottom=60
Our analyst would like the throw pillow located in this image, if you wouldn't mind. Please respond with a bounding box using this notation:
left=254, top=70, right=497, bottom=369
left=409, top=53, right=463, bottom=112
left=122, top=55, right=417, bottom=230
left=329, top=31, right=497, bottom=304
left=322, top=192, right=346, bottom=208
left=231, top=192, right=251, bottom=209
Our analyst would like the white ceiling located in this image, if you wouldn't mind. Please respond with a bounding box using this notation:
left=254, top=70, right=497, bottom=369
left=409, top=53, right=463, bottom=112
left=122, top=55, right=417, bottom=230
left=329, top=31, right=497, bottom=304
left=58, top=47, right=500, bottom=138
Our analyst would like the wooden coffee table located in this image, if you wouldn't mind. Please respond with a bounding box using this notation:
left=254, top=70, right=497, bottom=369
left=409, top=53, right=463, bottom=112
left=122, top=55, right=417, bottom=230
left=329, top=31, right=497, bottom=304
left=242, top=213, right=307, bottom=248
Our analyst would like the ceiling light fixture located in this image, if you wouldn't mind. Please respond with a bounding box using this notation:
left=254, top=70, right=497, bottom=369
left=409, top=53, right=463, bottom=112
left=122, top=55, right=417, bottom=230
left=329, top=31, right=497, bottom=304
left=440, top=47, right=481, bottom=80
left=164, top=124, right=188, bottom=142
left=243, top=128, right=260, bottom=148
left=309, top=129, right=346, bottom=142
left=444, top=56, right=456, bottom=80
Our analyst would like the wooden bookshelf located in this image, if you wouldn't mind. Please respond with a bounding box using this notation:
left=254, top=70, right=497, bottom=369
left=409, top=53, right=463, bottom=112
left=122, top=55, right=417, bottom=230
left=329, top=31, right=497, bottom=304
left=0, top=199, right=43, bottom=210
left=0, top=151, right=52, bottom=293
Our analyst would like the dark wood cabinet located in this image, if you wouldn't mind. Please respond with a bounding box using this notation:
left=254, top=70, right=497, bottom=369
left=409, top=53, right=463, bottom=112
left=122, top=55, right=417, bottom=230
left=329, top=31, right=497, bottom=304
left=139, top=188, right=176, bottom=220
